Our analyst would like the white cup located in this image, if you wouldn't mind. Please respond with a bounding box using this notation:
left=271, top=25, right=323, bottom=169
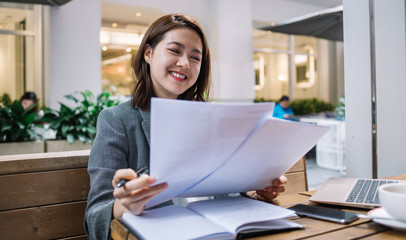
left=378, top=183, right=406, bottom=221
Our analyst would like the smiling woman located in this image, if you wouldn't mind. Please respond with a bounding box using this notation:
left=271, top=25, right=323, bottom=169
left=85, top=14, right=213, bottom=240
left=144, top=28, right=203, bottom=99
left=85, top=13, right=287, bottom=240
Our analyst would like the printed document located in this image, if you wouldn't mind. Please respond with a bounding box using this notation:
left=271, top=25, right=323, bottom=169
left=148, top=98, right=329, bottom=207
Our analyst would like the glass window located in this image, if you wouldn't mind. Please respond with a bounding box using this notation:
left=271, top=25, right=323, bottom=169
left=0, top=3, right=37, bottom=101
left=254, top=51, right=289, bottom=101
left=294, top=36, right=316, bottom=89
left=102, top=49, right=135, bottom=96
left=253, top=29, right=319, bottom=101
left=100, top=23, right=147, bottom=96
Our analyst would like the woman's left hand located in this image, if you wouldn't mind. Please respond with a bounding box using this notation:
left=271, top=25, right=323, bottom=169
left=246, top=175, right=288, bottom=202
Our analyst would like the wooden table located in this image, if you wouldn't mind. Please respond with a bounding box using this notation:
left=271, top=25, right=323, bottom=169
left=111, top=174, right=406, bottom=240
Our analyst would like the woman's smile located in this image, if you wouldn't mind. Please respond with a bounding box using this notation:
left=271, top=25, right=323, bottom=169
left=169, top=71, right=187, bottom=82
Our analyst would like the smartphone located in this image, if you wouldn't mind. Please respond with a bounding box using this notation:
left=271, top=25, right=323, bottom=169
left=288, top=204, right=359, bottom=224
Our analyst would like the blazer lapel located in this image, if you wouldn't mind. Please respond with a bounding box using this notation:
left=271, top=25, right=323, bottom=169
left=139, top=108, right=151, bottom=145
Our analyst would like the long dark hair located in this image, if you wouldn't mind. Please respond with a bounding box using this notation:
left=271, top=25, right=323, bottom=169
left=131, top=14, right=211, bottom=109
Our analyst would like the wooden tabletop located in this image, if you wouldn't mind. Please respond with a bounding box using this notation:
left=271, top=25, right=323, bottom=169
left=111, top=174, right=406, bottom=240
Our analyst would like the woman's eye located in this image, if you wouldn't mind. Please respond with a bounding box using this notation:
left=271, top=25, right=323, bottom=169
left=191, top=56, right=201, bottom=62
left=169, top=49, right=180, bottom=54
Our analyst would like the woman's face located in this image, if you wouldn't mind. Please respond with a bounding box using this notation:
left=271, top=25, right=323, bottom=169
left=21, top=99, right=34, bottom=110
left=145, top=28, right=203, bottom=99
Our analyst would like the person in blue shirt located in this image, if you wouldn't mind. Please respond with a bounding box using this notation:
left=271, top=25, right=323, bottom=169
left=273, top=95, right=296, bottom=121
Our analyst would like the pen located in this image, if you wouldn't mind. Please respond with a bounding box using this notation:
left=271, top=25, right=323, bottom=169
left=116, top=166, right=149, bottom=188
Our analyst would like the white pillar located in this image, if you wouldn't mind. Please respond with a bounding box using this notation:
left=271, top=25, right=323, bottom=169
left=343, top=0, right=373, bottom=178
left=344, top=0, right=406, bottom=178
left=374, top=0, right=406, bottom=178
left=207, top=0, right=255, bottom=102
left=46, top=0, right=102, bottom=109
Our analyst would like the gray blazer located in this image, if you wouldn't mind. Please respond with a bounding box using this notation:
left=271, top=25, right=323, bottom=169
left=84, top=100, right=237, bottom=239
left=85, top=101, right=151, bottom=240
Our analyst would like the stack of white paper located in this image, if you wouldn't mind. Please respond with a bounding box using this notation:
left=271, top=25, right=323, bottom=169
left=147, top=98, right=329, bottom=208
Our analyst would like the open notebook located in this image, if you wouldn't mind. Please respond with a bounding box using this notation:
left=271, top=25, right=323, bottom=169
left=121, top=197, right=302, bottom=240
left=310, top=177, right=406, bottom=209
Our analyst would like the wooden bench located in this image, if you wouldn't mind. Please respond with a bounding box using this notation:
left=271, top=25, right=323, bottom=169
left=0, top=150, right=91, bottom=240
left=283, top=156, right=308, bottom=194
left=0, top=151, right=306, bottom=240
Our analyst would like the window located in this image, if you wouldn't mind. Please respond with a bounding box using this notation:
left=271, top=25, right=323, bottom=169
left=100, top=22, right=147, bottom=96
left=0, top=2, right=42, bottom=101
left=253, top=29, right=318, bottom=100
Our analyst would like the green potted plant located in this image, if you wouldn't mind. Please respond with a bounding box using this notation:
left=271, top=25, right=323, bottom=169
left=0, top=93, right=12, bottom=107
left=42, top=90, right=121, bottom=152
left=0, top=100, right=44, bottom=155
left=290, top=98, right=333, bottom=116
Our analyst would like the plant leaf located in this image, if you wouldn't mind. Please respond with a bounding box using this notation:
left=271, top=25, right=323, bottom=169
left=86, top=126, right=97, bottom=134
left=65, top=94, right=78, bottom=103
left=62, top=125, right=70, bottom=136
left=78, top=133, right=87, bottom=143
left=66, top=133, right=75, bottom=144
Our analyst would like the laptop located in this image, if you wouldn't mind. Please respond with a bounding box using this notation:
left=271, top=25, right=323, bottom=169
left=309, top=177, right=406, bottom=209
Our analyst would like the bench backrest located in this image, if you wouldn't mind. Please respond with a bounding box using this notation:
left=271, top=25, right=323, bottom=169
left=283, top=156, right=308, bottom=194
left=0, top=150, right=90, bottom=240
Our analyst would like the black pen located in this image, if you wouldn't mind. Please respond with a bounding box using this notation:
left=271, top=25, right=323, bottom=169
left=116, top=166, right=149, bottom=188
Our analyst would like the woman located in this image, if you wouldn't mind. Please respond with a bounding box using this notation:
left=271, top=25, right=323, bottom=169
left=85, top=14, right=287, bottom=240
left=20, top=91, right=38, bottom=114
left=273, top=95, right=296, bottom=121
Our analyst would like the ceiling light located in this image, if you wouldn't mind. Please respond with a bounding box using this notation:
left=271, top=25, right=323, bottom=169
left=112, top=23, right=118, bottom=28
left=102, top=46, right=108, bottom=51
left=126, top=48, right=132, bottom=52
left=135, top=12, right=142, bottom=17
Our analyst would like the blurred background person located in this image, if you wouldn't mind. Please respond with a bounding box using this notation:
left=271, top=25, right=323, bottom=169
left=20, top=91, right=38, bottom=114
left=273, top=95, right=296, bottom=121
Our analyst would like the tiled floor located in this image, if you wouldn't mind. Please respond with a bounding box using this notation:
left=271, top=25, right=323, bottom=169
left=305, top=151, right=344, bottom=190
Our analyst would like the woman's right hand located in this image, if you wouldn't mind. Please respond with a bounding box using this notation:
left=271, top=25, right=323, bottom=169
left=112, top=168, right=168, bottom=218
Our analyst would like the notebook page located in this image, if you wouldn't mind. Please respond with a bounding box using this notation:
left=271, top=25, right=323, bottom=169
left=122, top=205, right=232, bottom=240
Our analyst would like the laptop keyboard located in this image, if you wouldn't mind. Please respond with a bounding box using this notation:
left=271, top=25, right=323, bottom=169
left=346, top=179, right=398, bottom=204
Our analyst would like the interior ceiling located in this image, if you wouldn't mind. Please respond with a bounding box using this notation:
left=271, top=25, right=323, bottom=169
left=101, top=2, right=164, bottom=27
left=101, top=1, right=343, bottom=32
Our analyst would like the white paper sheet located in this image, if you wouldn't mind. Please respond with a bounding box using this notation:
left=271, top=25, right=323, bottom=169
left=122, top=205, right=232, bottom=240
left=147, top=98, right=329, bottom=208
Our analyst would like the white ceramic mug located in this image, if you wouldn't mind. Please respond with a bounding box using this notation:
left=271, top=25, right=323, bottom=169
left=378, top=183, right=406, bottom=221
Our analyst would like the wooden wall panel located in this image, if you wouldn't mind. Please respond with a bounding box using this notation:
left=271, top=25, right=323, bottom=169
left=0, top=168, right=89, bottom=211
left=0, top=201, right=87, bottom=240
